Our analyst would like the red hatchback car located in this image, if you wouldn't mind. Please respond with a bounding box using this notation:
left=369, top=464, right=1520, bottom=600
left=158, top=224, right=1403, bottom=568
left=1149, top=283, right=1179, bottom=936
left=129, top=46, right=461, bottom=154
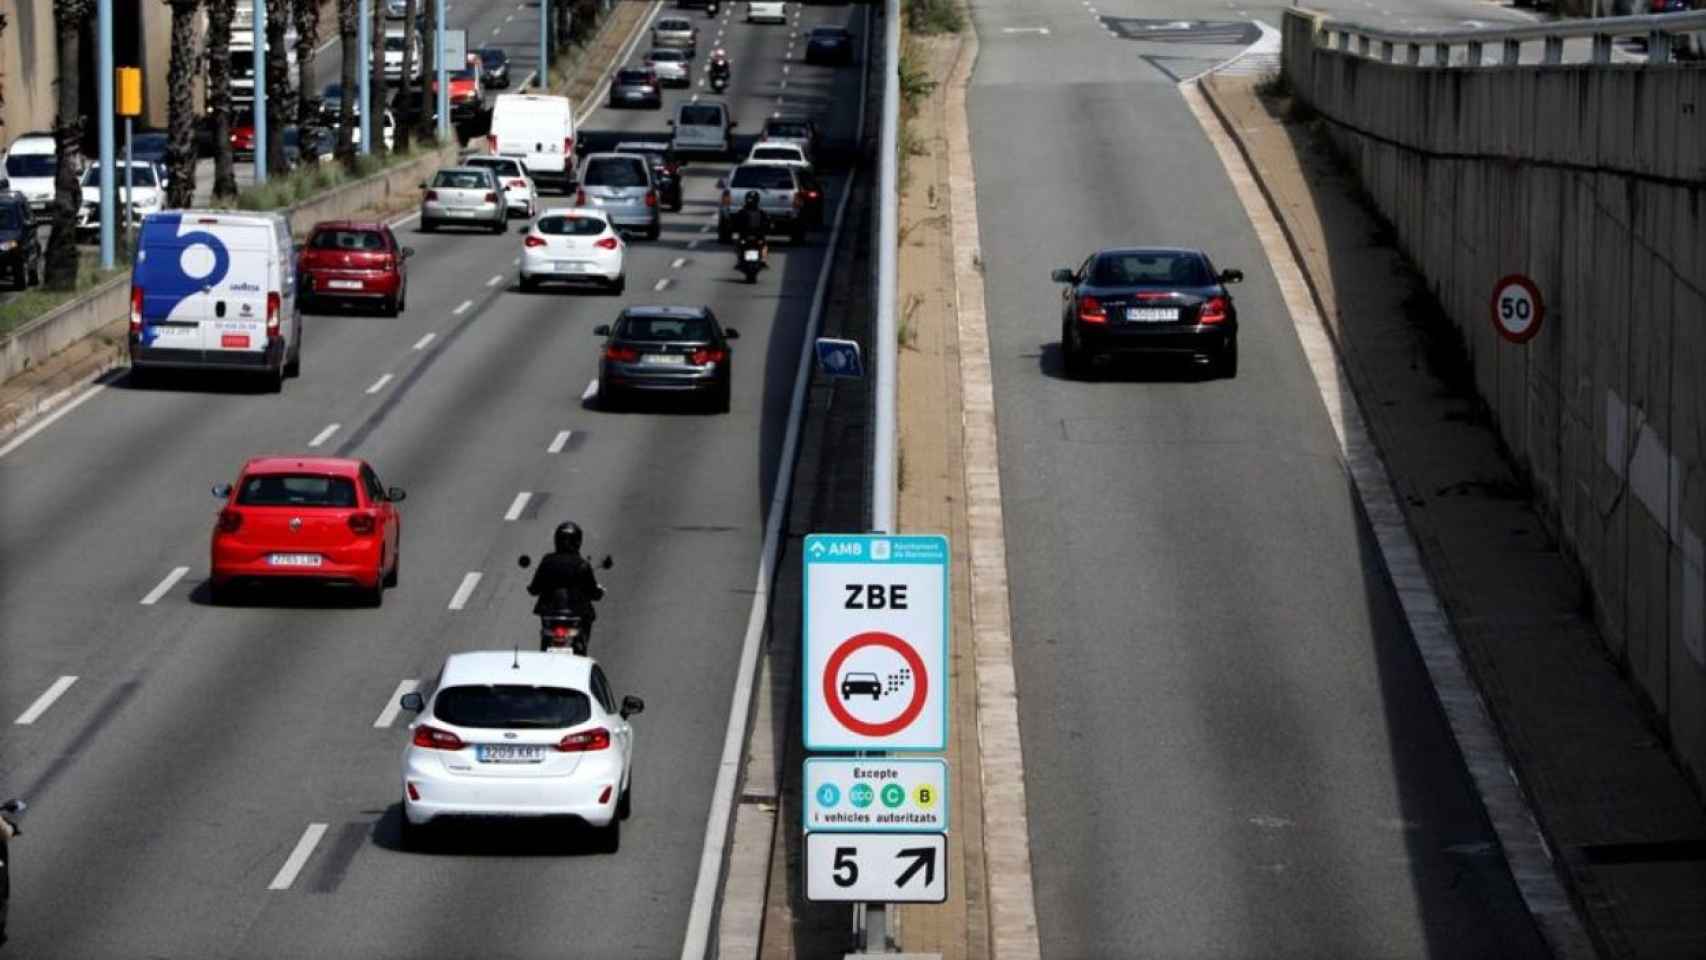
left=210, top=456, right=404, bottom=606
left=297, top=221, right=413, bottom=315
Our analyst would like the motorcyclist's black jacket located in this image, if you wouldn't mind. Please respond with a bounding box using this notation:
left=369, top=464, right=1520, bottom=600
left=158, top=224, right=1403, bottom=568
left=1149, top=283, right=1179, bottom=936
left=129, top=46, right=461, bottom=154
left=526, top=551, right=605, bottom=618
left=731, top=206, right=770, bottom=241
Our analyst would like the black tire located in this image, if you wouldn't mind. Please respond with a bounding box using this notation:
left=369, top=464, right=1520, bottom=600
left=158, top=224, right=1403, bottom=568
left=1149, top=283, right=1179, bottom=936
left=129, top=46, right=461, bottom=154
left=1062, top=326, right=1091, bottom=380
left=617, top=780, right=632, bottom=820
left=398, top=811, right=429, bottom=851
left=599, top=384, right=622, bottom=411
left=646, top=223, right=660, bottom=242
left=265, top=363, right=285, bottom=394
left=207, top=580, right=229, bottom=606
left=1216, top=340, right=1239, bottom=379
left=284, top=345, right=301, bottom=379
left=609, top=276, right=626, bottom=296
left=712, top=376, right=731, bottom=413
left=490, top=219, right=506, bottom=235
left=420, top=218, right=436, bottom=233
left=595, top=818, right=621, bottom=854
left=519, top=273, right=539, bottom=292
left=129, top=365, right=153, bottom=389
left=384, top=552, right=399, bottom=588
left=364, top=577, right=385, bottom=608
left=383, top=295, right=399, bottom=317
left=717, top=222, right=731, bottom=244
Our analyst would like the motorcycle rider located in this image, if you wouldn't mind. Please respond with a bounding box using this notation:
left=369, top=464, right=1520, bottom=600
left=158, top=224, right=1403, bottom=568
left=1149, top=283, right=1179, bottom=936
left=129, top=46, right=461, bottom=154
left=708, top=47, right=731, bottom=83
left=730, top=190, right=771, bottom=267
left=525, top=522, right=606, bottom=644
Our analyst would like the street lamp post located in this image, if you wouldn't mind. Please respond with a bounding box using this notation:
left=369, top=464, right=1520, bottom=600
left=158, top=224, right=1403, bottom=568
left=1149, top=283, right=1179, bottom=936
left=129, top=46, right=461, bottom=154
left=358, top=0, right=372, bottom=154
left=97, top=0, right=115, bottom=267
left=255, top=0, right=268, bottom=183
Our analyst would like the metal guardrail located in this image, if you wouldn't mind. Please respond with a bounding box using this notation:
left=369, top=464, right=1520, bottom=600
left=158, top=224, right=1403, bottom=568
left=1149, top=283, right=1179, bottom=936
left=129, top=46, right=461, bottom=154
left=1317, top=10, right=1706, bottom=65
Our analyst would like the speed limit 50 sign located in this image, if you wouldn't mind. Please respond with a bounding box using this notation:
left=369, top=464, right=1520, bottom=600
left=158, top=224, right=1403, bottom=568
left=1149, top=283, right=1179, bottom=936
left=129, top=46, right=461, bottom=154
left=1491, top=274, right=1544, bottom=344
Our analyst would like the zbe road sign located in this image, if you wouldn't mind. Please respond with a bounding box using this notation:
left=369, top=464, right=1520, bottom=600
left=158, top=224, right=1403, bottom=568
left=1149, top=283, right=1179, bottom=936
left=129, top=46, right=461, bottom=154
left=805, top=757, right=947, bottom=833
left=805, top=832, right=948, bottom=903
left=804, top=534, right=948, bottom=751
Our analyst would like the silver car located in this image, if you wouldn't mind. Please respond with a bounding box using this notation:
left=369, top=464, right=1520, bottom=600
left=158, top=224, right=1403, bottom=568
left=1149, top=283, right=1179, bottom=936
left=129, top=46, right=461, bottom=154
left=652, top=16, right=699, bottom=56
left=669, top=100, right=735, bottom=159
left=644, top=48, right=692, bottom=87
left=420, top=167, right=507, bottom=233
left=576, top=153, right=660, bottom=241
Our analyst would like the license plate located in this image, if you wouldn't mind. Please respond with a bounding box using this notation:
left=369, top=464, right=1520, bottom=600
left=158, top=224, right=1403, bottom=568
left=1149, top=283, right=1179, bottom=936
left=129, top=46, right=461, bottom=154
left=267, top=553, right=323, bottom=567
left=477, top=743, right=547, bottom=763
left=555, top=261, right=587, bottom=273
left=447, top=209, right=475, bottom=217
left=221, top=333, right=251, bottom=348
left=327, top=279, right=362, bottom=290
left=644, top=353, right=686, bottom=365
left=1125, top=308, right=1179, bottom=322
left=743, top=249, right=760, bottom=262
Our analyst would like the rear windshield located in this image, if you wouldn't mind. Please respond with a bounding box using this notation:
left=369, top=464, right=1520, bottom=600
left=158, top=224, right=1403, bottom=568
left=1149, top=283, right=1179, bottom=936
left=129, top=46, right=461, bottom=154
left=537, top=214, right=607, bottom=236
left=677, top=105, right=724, bottom=126
left=583, top=157, right=647, bottom=187
left=83, top=166, right=158, bottom=188
left=133, top=134, right=169, bottom=153
left=237, top=474, right=359, bottom=507
left=648, top=49, right=685, bottom=61
left=434, top=684, right=592, bottom=729
left=384, top=35, right=410, bottom=51
left=657, top=18, right=691, bottom=30
left=1091, top=251, right=1212, bottom=287
left=751, top=147, right=797, bottom=162
left=811, top=27, right=848, bottom=38
left=466, top=157, right=522, bottom=176
left=5, top=154, right=57, bottom=177
left=310, top=229, right=385, bottom=251
left=618, top=315, right=715, bottom=342
left=449, top=68, right=476, bottom=80
left=730, top=165, right=794, bottom=189
left=479, top=49, right=507, bottom=65
left=433, top=170, right=490, bottom=190
left=618, top=69, right=655, bottom=84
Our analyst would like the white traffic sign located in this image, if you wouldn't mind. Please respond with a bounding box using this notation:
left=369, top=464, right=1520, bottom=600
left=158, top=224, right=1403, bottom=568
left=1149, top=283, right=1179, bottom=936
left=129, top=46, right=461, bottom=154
left=805, top=758, right=947, bottom=833
left=805, top=832, right=948, bottom=903
left=1490, top=273, right=1544, bottom=344
left=804, top=535, right=948, bottom=751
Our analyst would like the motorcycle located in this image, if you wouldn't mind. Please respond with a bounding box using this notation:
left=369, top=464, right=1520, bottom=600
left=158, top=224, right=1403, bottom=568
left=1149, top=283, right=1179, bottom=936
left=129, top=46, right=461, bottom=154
left=706, top=1, right=719, bottom=16
left=517, top=554, right=612, bottom=654
left=710, top=71, right=729, bottom=93
left=736, top=236, right=767, bottom=284
left=1, top=798, right=25, bottom=945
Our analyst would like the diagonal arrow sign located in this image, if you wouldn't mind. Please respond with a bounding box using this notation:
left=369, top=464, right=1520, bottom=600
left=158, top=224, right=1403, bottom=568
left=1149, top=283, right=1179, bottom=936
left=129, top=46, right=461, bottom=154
left=895, top=846, right=937, bottom=888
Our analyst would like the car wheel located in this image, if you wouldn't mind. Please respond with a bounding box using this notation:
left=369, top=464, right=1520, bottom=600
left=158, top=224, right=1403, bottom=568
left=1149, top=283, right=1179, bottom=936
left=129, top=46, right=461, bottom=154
left=384, top=552, right=399, bottom=588
left=207, top=579, right=229, bottom=606
left=265, top=363, right=285, bottom=394
left=284, top=340, right=302, bottom=379
left=599, top=383, right=622, bottom=411
left=491, top=219, right=506, bottom=235
left=1062, top=326, right=1091, bottom=380
left=609, top=276, right=626, bottom=296
left=595, top=818, right=621, bottom=854
left=419, top=218, right=435, bottom=233
left=646, top=223, right=660, bottom=242
left=398, top=809, right=429, bottom=850
left=519, top=273, right=538, bottom=292
left=712, top=376, right=731, bottom=414
left=717, top=222, right=731, bottom=244
left=618, top=780, right=632, bottom=820
left=1216, top=340, right=1239, bottom=379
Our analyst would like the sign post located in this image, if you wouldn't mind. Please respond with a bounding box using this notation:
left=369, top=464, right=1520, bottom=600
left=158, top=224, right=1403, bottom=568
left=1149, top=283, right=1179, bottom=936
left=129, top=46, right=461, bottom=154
left=1491, top=273, right=1544, bottom=344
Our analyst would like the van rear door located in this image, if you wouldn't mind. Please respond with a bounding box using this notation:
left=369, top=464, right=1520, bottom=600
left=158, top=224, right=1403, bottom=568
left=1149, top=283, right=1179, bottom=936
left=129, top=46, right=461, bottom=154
left=133, top=214, right=218, bottom=353
left=202, top=219, right=276, bottom=357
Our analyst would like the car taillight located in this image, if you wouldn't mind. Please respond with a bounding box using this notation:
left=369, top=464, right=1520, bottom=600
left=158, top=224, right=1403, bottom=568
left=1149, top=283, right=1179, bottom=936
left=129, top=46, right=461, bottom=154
left=551, top=624, right=570, bottom=638
left=594, top=236, right=619, bottom=250
left=556, top=727, right=611, bottom=752
left=347, top=512, right=376, bottom=535
left=792, top=192, right=803, bottom=209
left=806, top=190, right=821, bottom=199
left=645, top=190, right=657, bottom=208
left=424, top=189, right=438, bottom=201
left=412, top=725, right=465, bottom=751
left=130, top=286, right=143, bottom=333
left=217, top=508, right=243, bottom=533
left=605, top=344, right=640, bottom=362
left=1078, top=296, right=1108, bottom=324
left=690, top=347, right=726, bottom=365
left=509, top=179, right=527, bottom=189
left=265, top=291, right=281, bottom=335
left=1199, top=296, right=1229, bottom=325
left=563, top=136, right=574, bottom=156
left=484, top=191, right=498, bottom=203
left=524, top=234, right=547, bottom=247
left=486, top=134, right=498, bottom=153
left=576, top=189, right=587, bottom=205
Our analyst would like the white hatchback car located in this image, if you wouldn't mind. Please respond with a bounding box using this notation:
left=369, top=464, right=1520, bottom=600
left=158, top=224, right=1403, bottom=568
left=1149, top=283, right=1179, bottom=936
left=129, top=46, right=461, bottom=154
left=399, top=651, right=644, bottom=849
left=747, top=1, right=787, bottom=24
left=519, top=209, right=627, bottom=294
left=745, top=138, right=813, bottom=173
left=463, top=154, right=538, bottom=218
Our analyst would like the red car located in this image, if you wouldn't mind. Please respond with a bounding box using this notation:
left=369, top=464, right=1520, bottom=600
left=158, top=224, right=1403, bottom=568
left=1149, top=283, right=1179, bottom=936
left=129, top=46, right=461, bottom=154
left=297, top=221, right=412, bottom=315
left=230, top=110, right=257, bottom=160
left=210, top=456, right=404, bottom=606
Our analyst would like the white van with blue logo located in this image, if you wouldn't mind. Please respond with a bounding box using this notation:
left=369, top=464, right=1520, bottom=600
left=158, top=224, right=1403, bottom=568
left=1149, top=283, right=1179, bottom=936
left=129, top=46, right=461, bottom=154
left=129, top=210, right=302, bottom=390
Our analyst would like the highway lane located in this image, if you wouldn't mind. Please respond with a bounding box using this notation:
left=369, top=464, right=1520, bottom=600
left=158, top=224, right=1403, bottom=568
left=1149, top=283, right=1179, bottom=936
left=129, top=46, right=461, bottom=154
left=0, top=2, right=868, bottom=956
left=966, top=0, right=1549, bottom=957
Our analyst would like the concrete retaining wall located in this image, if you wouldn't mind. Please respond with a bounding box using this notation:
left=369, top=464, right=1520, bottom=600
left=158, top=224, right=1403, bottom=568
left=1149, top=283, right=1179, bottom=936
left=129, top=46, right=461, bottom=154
left=1283, top=9, right=1706, bottom=786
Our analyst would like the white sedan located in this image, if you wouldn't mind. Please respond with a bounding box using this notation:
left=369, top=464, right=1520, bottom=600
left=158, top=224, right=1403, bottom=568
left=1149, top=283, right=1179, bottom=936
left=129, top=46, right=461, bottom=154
left=745, top=139, right=813, bottom=173
left=464, top=154, right=538, bottom=218
left=77, top=161, right=164, bottom=239
left=519, top=209, right=627, bottom=294
left=398, top=651, right=645, bottom=850
left=747, top=1, right=787, bottom=24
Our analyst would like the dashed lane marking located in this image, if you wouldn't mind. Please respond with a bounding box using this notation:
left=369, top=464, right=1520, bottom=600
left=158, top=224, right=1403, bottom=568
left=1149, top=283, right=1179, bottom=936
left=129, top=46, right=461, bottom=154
left=548, top=429, right=573, bottom=453
left=447, top=572, right=483, bottom=611
left=373, top=679, right=419, bottom=728
left=308, top=423, right=340, bottom=447
left=268, top=823, right=328, bottom=890
left=503, top=491, right=533, bottom=522
left=140, top=566, right=191, bottom=605
left=14, top=676, right=77, bottom=725
left=365, top=373, right=394, bottom=395
left=412, top=332, right=437, bottom=350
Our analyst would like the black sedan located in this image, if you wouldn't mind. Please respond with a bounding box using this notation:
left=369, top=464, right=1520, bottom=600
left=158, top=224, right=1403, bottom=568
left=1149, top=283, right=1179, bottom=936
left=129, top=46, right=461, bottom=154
left=613, top=140, right=683, bottom=211
left=476, top=47, right=511, bottom=88
left=1052, top=247, right=1243, bottom=378
left=595, top=305, right=740, bottom=413
left=608, top=68, right=663, bottom=109
left=804, top=25, right=854, bottom=65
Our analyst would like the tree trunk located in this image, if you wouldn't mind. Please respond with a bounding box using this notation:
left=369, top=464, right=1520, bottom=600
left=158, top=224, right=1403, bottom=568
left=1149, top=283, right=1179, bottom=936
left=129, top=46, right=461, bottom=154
left=417, top=0, right=434, bottom=142
left=264, top=3, right=290, bottom=174
left=369, top=0, right=387, bottom=157
left=396, top=0, right=416, bottom=151
left=164, top=0, right=201, bottom=209
left=0, top=12, right=9, bottom=120
left=45, top=0, right=91, bottom=290
left=207, top=0, right=240, bottom=198
left=293, top=0, right=322, bottom=166
left=336, top=0, right=357, bottom=165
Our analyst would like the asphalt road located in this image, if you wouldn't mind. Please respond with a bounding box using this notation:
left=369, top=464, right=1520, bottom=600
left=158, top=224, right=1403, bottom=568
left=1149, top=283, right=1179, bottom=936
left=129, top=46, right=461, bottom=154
left=0, top=2, right=868, bottom=956
left=968, top=0, right=1551, bottom=956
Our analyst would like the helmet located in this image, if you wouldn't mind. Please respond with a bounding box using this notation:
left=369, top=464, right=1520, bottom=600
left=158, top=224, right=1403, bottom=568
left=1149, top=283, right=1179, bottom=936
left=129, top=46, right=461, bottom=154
left=553, top=521, right=583, bottom=554
left=714, top=48, right=727, bottom=59
left=743, top=190, right=761, bottom=210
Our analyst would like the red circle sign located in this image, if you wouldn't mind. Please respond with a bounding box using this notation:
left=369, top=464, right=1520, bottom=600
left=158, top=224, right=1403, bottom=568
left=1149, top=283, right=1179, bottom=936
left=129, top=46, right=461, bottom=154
left=822, top=631, right=929, bottom=738
left=1490, top=274, right=1544, bottom=344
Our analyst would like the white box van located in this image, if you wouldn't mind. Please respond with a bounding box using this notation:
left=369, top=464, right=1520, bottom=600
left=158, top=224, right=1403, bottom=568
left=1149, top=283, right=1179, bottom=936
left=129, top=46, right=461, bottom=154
left=2, top=132, right=64, bottom=215
left=487, top=94, right=576, bottom=194
left=129, top=210, right=303, bottom=391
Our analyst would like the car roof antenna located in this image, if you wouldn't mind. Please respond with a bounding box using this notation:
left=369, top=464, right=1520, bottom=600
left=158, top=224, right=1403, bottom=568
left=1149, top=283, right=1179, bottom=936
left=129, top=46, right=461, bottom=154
left=513, top=637, right=521, bottom=670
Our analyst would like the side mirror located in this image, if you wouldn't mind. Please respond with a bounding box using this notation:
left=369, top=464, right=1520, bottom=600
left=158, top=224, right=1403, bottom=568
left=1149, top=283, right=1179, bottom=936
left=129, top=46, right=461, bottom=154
left=212, top=483, right=233, bottom=499
left=517, top=554, right=533, bottom=569
left=723, top=327, right=740, bottom=339
left=1050, top=268, right=1074, bottom=284
left=401, top=247, right=416, bottom=259
left=399, top=691, right=425, bottom=712
left=1219, top=268, right=1244, bottom=284
left=593, top=323, right=612, bottom=336
left=387, top=486, right=407, bottom=502
left=599, top=555, right=614, bottom=570
left=620, top=695, right=645, bottom=719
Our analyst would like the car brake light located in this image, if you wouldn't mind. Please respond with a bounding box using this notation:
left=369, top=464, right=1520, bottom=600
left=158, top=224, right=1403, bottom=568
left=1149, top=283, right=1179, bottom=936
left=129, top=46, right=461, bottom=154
left=265, top=291, right=281, bottom=335
left=217, top=508, right=243, bottom=533
left=556, top=727, right=611, bottom=752
left=412, top=725, right=465, bottom=751
left=594, top=236, right=619, bottom=250
left=509, top=179, right=527, bottom=189
left=645, top=190, right=657, bottom=208
left=576, top=188, right=587, bottom=205
left=130, top=286, right=143, bottom=333
left=792, top=192, right=803, bottom=210
left=563, top=136, right=574, bottom=156
left=605, top=344, right=640, bottom=362
left=1078, top=296, right=1108, bottom=324
left=347, top=512, right=377, bottom=535
left=1199, top=296, right=1229, bottom=325
left=524, top=234, right=547, bottom=247
left=690, top=347, right=726, bottom=365
left=484, top=191, right=498, bottom=203
left=424, top=189, right=438, bottom=201
left=551, top=624, right=570, bottom=638
left=486, top=134, right=498, bottom=153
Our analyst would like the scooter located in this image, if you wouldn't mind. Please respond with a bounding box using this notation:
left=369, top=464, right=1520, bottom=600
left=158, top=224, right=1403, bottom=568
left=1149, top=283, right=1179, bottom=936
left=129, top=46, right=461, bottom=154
left=1, top=798, right=26, bottom=945
left=737, top=236, right=767, bottom=284
left=517, top=554, right=612, bottom=654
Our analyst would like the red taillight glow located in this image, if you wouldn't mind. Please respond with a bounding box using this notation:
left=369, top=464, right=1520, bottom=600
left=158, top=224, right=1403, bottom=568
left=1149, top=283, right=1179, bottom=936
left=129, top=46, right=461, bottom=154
left=1199, top=296, right=1229, bottom=325
left=347, top=512, right=377, bottom=535
left=690, top=347, right=726, bottom=365
left=412, top=725, right=465, bottom=751
left=524, top=234, right=547, bottom=247
left=406, top=782, right=420, bottom=801
left=130, top=286, right=143, bottom=333
left=1078, top=296, right=1108, bottom=325
left=486, top=134, right=498, bottom=153
left=576, top=189, right=587, bottom=205
left=424, top=189, right=438, bottom=201
left=594, top=236, right=619, bottom=250
left=217, top=508, right=243, bottom=533
left=484, top=192, right=498, bottom=203
left=509, top=179, right=527, bottom=189
left=605, top=344, right=640, bottom=363
left=645, top=190, right=657, bottom=208
left=563, top=136, right=574, bottom=156
left=265, top=291, right=281, bottom=334
left=556, top=727, right=611, bottom=752
left=551, top=624, right=570, bottom=638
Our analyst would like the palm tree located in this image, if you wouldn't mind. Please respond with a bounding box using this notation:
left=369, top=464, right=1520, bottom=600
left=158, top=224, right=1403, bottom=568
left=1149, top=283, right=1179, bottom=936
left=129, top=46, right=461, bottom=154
left=45, top=0, right=93, bottom=290
left=206, top=0, right=240, bottom=199
left=163, top=0, right=202, bottom=209
left=368, top=0, right=387, bottom=158
left=263, top=2, right=290, bottom=175
left=292, top=0, right=322, bottom=167
left=335, top=0, right=357, bottom=164
left=0, top=12, right=9, bottom=120
left=395, top=0, right=416, bottom=152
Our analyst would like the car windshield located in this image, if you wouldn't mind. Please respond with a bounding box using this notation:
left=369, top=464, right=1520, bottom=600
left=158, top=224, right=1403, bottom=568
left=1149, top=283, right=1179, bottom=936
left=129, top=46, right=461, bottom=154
left=658, top=19, right=690, bottom=30
left=678, top=105, right=723, bottom=126
left=5, top=154, right=57, bottom=177
left=309, top=229, right=385, bottom=250
left=449, top=68, right=476, bottom=80
left=537, top=215, right=607, bottom=236
left=384, top=35, right=408, bottom=51
left=583, top=157, right=647, bottom=187
left=434, top=684, right=592, bottom=729
left=82, top=165, right=158, bottom=188
left=618, top=315, right=715, bottom=342
left=1091, top=251, right=1213, bottom=287
left=433, top=170, right=489, bottom=189
left=618, top=70, right=654, bottom=84
left=649, top=49, right=684, bottom=61
left=237, top=474, right=359, bottom=507
left=730, top=165, right=793, bottom=189
left=752, top=147, right=797, bottom=162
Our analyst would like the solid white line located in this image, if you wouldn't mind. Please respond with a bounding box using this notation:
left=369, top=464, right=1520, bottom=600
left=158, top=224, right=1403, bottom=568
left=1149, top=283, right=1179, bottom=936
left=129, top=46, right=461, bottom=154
left=14, top=676, right=77, bottom=725
left=548, top=429, right=572, bottom=453
left=0, top=382, right=106, bottom=461
left=653, top=278, right=671, bottom=291
left=683, top=9, right=872, bottom=958
left=452, top=299, right=473, bottom=315
left=267, top=823, right=328, bottom=891
left=365, top=373, right=394, bottom=395
left=413, top=332, right=437, bottom=350
left=447, top=572, right=482, bottom=611
left=308, top=423, right=340, bottom=448
left=581, top=379, right=599, bottom=401
left=503, top=491, right=532, bottom=522
left=671, top=257, right=686, bottom=269
left=487, top=274, right=503, bottom=287
left=140, top=566, right=191, bottom=606
left=373, top=679, right=420, bottom=728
